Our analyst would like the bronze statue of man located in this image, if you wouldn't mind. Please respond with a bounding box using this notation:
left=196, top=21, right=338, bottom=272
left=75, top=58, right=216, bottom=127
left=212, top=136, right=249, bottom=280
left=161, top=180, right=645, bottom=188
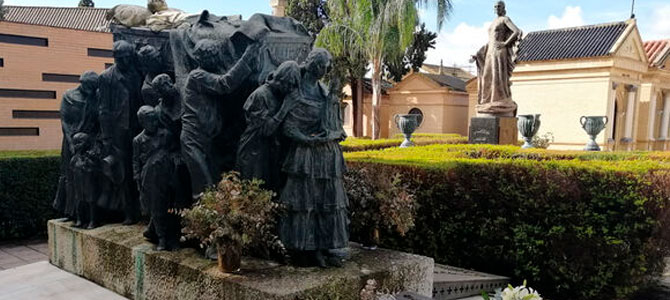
left=98, top=40, right=143, bottom=224
left=180, top=39, right=259, bottom=198
left=471, top=1, right=522, bottom=117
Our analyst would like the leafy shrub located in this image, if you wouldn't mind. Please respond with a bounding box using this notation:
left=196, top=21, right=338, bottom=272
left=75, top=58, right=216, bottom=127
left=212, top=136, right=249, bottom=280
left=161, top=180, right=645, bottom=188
left=532, top=132, right=554, bottom=149
left=180, top=172, right=283, bottom=256
left=345, top=145, right=670, bottom=300
left=0, top=155, right=60, bottom=240
left=345, top=167, right=416, bottom=243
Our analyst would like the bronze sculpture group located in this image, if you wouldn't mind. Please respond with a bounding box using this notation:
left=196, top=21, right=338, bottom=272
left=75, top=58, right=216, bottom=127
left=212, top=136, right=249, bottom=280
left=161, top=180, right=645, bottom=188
left=54, top=11, right=349, bottom=267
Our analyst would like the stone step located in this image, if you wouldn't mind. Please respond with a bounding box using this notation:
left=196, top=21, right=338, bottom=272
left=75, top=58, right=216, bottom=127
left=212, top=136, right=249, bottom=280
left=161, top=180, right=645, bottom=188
left=432, top=264, right=509, bottom=300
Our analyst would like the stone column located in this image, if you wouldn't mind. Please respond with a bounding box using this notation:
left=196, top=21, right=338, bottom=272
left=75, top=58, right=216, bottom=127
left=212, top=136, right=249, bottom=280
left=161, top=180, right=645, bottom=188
left=661, top=92, right=670, bottom=143
left=270, top=0, right=288, bottom=17
left=647, top=92, right=658, bottom=150
left=607, top=82, right=618, bottom=146
left=623, top=85, right=637, bottom=150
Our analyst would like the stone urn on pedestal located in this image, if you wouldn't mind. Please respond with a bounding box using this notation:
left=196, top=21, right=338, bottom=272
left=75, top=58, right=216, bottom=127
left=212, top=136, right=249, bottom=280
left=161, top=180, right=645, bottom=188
left=517, top=114, right=541, bottom=149
left=394, top=114, right=423, bottom=148
left=580, top=116, right=608, bottom=151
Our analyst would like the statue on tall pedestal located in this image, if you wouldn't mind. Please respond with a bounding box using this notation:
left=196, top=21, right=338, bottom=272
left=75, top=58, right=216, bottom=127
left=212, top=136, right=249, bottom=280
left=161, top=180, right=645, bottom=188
left=471, top=1, right=522, bottom=117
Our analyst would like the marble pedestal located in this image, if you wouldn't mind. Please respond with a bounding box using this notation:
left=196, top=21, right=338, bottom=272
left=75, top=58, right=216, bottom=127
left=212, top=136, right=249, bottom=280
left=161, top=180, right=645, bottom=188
left=469, top=117, right=518, bottom=145
left=48, top=219, right=434, bottom=300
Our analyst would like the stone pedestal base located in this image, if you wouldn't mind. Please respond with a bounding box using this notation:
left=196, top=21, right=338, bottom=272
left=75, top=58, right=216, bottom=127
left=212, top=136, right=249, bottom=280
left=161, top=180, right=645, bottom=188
left=469, top=117, right=518, bottom=145
left=48, top=219, right=434, bottom=300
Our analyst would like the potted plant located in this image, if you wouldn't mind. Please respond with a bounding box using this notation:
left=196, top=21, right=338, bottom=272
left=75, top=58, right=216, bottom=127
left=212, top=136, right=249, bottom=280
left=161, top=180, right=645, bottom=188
left=345, top=168, right=416, bottom=250
left=180, top=171, right=277, bottom=273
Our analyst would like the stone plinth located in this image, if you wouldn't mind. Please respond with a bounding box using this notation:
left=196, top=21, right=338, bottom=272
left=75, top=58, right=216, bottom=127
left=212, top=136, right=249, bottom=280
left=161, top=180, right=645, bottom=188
left=469, top=117, right=518, bottom=145
left=48, top=220, right=433, bottom=300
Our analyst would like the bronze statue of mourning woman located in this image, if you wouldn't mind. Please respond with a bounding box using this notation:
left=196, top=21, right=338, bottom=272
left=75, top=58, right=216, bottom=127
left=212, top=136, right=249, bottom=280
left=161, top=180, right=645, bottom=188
left=277, top=48, right=349, bottom=268
left=53, top=71, right=100, bottom=224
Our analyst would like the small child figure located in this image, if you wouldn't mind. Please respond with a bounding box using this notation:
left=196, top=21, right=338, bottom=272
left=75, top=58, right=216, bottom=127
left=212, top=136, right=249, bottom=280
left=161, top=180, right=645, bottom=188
left=70, top=132, right=100, bottom=229
left=133, top=105, right=180, bottom=251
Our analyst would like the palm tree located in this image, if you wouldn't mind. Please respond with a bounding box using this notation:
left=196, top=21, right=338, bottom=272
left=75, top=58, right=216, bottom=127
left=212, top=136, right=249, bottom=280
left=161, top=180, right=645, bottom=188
left=317, top=0, right=452, bottom=139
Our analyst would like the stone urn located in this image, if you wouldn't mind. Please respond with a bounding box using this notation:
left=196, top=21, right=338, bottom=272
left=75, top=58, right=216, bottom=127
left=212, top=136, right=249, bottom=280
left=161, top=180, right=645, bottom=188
left=517, top=114, right=541, bottom=149
left=580, top=116, right=608, bottom=151
left=394, top=114, right=423, bottom=148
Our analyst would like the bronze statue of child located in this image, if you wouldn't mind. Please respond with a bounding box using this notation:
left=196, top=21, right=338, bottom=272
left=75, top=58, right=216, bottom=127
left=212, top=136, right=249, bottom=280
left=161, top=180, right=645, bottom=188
left=70, top=132, right=101, bottom=229
left=133, top=105, right=180, bottom=251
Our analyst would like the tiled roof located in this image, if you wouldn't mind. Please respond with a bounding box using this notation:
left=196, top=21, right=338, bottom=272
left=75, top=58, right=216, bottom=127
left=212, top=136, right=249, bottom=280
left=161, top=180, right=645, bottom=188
left=643, top=40, right=670, bottom=67
left=423, top=73, right=466, bottom=92
left=362, top=78, right=394, bottom=95
left=2, top=6, right=112, bottom=32
left=420, top=63, right=474, bottom=81
left=517, top=21, right=628, bottom=62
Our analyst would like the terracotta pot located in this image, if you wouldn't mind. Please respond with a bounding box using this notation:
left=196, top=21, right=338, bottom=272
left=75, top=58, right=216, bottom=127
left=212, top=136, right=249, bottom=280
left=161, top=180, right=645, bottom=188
left=216, top=243, right=241, bottom=273
left=362, top=227, right=380, bottom=250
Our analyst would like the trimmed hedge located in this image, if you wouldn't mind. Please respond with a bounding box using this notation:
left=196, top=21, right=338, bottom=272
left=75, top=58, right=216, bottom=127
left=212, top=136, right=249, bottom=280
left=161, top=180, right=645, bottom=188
left=0, top=154, right=60, bottom=240
left=340, top=133, right=467, bottom=152
left=344, top=145, right=670, bottom=300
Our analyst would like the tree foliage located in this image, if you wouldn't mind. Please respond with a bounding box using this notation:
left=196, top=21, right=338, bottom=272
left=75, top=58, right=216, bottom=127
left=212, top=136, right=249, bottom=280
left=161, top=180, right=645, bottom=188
left=317, top=0, right=452, bottom=139
left=285, top=0, right=328, bottom=38
left=0, top=0, right=6, bottom=20
left=384, top=23, right=437, bottom=82
left=78, top=0, right=95, bottom=8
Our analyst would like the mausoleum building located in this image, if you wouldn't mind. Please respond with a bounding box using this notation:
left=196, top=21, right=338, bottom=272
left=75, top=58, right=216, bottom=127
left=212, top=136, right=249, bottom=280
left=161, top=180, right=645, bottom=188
left=343, top=68, right=471, bottom=138
left=0, top=6, right=113, bottom=150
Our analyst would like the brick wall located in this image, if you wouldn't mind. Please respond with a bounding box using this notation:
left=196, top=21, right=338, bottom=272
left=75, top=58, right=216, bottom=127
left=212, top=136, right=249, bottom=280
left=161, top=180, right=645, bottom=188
left=0, top=21, right=113, bottom=150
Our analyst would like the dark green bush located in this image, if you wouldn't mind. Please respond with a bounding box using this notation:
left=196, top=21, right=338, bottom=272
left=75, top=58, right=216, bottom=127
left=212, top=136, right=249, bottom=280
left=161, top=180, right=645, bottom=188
left=345, top=153, right=670, bottom=300
left=0, top=155, right=60, bottom=240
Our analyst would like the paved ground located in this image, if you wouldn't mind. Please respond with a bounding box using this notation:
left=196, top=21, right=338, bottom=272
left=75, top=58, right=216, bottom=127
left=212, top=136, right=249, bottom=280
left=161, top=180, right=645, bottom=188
left=0, top=261, right=126, bottom=300
left=0, top=239, right=48, bottom=270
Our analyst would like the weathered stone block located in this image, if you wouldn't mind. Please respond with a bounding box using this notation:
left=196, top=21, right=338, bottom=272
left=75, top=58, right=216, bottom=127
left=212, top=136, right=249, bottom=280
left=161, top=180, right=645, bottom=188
left=469, top=117, right=518, bottom=145
left=48, top=220, right=433, bottom=300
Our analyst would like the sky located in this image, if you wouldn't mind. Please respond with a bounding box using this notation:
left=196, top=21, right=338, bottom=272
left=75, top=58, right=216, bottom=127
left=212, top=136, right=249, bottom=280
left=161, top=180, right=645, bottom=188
left=5, top=0, right=670, bottom=73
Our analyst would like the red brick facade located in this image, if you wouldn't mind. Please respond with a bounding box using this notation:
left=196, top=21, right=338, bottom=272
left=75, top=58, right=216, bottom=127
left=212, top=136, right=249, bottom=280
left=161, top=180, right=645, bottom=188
left=0, top=21, right=113, bottom=150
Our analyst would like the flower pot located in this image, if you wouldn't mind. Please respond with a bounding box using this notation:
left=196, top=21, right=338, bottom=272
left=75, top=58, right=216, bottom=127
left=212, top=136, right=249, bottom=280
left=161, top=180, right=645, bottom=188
left=394, top=114, right=423, bottom=148
left=580, top=116, right=608, bottom=151
left=517, top=114, right=541, bottom=149
left=362, top=227, right=380, bottom=250
left=216, top=243, right=241, bottom=273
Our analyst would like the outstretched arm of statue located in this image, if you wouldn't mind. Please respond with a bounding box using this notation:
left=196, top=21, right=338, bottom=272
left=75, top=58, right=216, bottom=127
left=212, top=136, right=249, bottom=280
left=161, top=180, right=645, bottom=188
left=192, top=43, right=261, bottom=96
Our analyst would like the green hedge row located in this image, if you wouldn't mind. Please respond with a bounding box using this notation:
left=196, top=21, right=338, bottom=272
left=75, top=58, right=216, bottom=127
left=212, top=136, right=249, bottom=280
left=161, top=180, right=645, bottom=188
left=340, top=133, right=467, bottom=152
left=344, top=146, right=670, bottom=300
left=0, top=155, right=60, bottom=240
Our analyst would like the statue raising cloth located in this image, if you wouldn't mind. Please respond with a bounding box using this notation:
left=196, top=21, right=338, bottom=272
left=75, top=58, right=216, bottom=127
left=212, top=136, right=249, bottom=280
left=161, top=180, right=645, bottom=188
left=471, top=1, right=522, bottom=117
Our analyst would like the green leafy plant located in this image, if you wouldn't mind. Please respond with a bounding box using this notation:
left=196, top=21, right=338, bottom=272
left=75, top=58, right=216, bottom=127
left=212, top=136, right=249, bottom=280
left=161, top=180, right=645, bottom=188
left=531, top=132, right=554, bottom=149
left=345, top=167, right=416, bottom=246
left=180, top=172, right=281, bottom=257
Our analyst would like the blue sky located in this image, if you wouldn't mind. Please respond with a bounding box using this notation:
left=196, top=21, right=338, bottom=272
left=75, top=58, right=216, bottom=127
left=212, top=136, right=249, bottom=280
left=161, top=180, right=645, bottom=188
left=5, top=0, right=670, bottom=70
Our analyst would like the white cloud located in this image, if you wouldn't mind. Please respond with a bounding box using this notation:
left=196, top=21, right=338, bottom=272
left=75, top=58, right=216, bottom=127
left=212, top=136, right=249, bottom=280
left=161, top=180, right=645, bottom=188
left=424, top=21, right=491, bottom=73
left=547, top=6, right=584, bottom=29
left=647, top=4, right=670, bottom=40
